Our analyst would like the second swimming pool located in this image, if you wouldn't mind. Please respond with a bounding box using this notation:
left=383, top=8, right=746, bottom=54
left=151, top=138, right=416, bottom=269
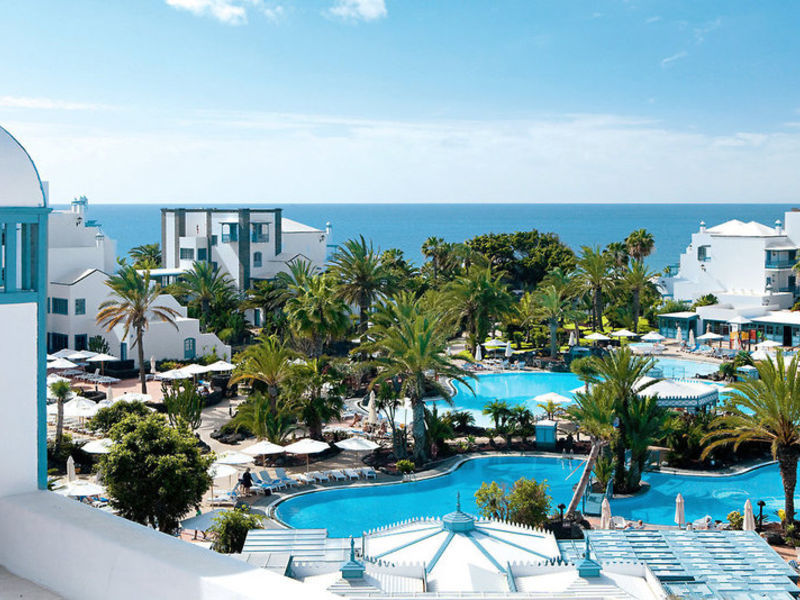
left=275, top=455, right=788, bottom=537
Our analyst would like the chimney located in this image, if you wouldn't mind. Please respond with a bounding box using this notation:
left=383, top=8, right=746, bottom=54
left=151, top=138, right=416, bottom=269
left=775, top=219, right=783, bottom=235
left=699, top=221, right=706, bottom=233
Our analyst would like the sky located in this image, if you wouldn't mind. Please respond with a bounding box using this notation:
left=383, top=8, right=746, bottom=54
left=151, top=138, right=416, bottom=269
left=1, top=0, right=799, bottom=205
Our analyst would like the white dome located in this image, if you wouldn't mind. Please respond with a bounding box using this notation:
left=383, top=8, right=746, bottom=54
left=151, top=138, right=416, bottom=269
left=0, top=125, right=46, bottom=208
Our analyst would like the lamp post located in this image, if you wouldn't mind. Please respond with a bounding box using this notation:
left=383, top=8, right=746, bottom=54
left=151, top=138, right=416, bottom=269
left=558, top=503, right=566, bottom=524
left=757, top=500, right=766, bottom=532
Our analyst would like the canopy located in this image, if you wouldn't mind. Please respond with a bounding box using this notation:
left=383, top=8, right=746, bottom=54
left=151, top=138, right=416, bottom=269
left=51, top=349, right=78, bottom=359
left=67, top=350, right=97, bottom=361
left=335, top=436, right=380, bottom=452
left=585, top=332, right=610, bottom=341
left=675, top=493, right=685, bottom=527
left=743, top=499, right=757, bottom=531
left=505, top=341, right=513, bottom=357
left=483, top=339, right=506, bottom=349
left=205, top=360, right=235, bottom=372
left=533, top=392, right=572, bottom=405
left=86, top=353, right=118, bottom=362
left=181, top=509, right=228, bottom=532
left=118, top=392, right=151, bottom=403
left=47, top=358, right=78, bottom=370
left=208, top=463, right=238, bottom=479
left=697, top=332, right=724, bottom=341
left=82, top=438, right=113, bottom=454
left=756, top=339, right=782, bottom=348
left=242, top=440, right=285, bottom=456
left=611, top=329, right=637, bottom=337
left=569, top=385, right=589, bottom=395
left=641, top=331, right=665, bottom=341
left=367, top=390, right=378, bottom=426
left=214, top=451, right=253, bottom=465
left=62, top=397, right=99, bottom=418
left=675, top=325, right=683, bottom=342
left=58, top=480, right=105, bottom=498
left=750, top=350, right=774, bottom=361
left=182, top=363, right=210, bottom=376
left=284, top=438, right=330, bottom=455
left=157, top=368, right=191, bottom=380
left=600, top=498, right=612, bottom=529
left=46, top=374, right=70, bottom=385
left=474, top=345, right=482, bottom=361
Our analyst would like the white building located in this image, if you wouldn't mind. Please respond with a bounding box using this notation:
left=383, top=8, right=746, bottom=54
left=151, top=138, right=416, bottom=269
left=160, top=208, right=329, bottom=291
left=658, top=211, right=800, bottom=347
left=0, top=124, right=324, bottom=600
left=46, top=198, right=230, bottom=363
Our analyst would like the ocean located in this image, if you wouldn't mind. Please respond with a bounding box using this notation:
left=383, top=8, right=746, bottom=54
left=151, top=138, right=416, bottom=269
left=58, top=203, right=795, bottom=271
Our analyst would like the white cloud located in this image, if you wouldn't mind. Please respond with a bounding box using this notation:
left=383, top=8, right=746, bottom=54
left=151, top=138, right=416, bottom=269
left=165, top=0, right=248, bottom=25
left=645, top=16, right=661, bottom=24
left=660, top=51, right=688, bottom=68
left=8, top=109, right=800, bottom=206
left=694, top=17, right=722, bottom=44
left=329, top=0, right=387, bottom=22
left=0, top=96, right=110, bottom=110
left=261, top=4, right=284, bottom=22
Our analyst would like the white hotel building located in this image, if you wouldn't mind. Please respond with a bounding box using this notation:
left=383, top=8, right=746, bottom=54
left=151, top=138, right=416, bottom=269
left=46, top=199, right=230, bottom=363
left=658, top=211, right=800, bottom=346
left=159, top=208, right=329, bottom=292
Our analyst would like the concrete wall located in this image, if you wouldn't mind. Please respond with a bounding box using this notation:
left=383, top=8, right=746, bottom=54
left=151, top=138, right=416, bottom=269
left=0, top=302, right=39, bottom=495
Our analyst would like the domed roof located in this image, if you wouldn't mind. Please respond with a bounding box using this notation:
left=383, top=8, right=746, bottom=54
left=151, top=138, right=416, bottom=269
left=0, top=125, right=46, bottom=208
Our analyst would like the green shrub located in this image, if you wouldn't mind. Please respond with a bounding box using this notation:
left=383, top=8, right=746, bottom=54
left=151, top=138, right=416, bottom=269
left=208, top=508, right=263, bottom=554
left=727, top=510, right=743, bottom=530
left=396, top=459, right=415, bottom=474
left=89, top=401, right=150, bottom=434
left=475, top=477, right=552, bottom=528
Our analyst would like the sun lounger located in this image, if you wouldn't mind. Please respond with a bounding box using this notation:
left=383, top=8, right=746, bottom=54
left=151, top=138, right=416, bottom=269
left=343, top=468, right=361, bottom=480
left=274, top=468, right=301, bottom=487
left=359, top=466, right=377, bottom=479
left=610, top=516, right=628, bottom=529
left=328, top=470, right=347, bottom=481
left=210, top=484, right=240, bottom=506
left=292, top=472, right=314, bottom=485
left=309, top=471, right=329, bottom=483
left=258, top=470, right=287, bottom=491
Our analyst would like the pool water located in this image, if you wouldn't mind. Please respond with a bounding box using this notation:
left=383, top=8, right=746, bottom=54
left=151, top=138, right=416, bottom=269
left=653, top=357, right=719, bottom=379
left=275, top=455, right=790, bottom=537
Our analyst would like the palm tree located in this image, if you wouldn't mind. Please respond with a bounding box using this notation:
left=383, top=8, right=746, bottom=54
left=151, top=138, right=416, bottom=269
left=702, top=353, right=800, bottom=523
left=482, top=399, right=511, bottom=429
left=329, top=235, right=394, bottom=334
left=625, top=229, right=655, bottom=262
left=623, top=395, right=670, bottom=489
left=537, top=399, right=566, bottom=420
left=178, top=261, right=236, bottom=325
left=242, top=279, right=289, bottom=334
left=97, top=266, right=180, bottom=393
left=361, top=298, right=472, bottom=465
left=286, top=358, right=345, bottom=440
left=425, top=406, right=455, bottom=457
left=564, top=384, right=616, bottom=518
left=284, top=274, right=350, bottom=356
left=447, top=409, right=476, bottom=432
left=443, top=266, right=513, bottom=353
left=623, top=260, right=658, bottom=333
left=229, top=392, right=297, bottom=444
left=577, top=246, right=613, bottom=331
left=50, top=380, right=72, bottom=448
left=532, top=284, right=579, bottom=358
left=604, top=241, right=629, bottom=270
left=581, top=348, right=659, bottom=492
left=231, top=335, right=295, bottom=410
left=510, top=404, right=534, bottom=439
left=421, top=236, right=449, bottom=281
left=128, top=243, right=162, bottom=269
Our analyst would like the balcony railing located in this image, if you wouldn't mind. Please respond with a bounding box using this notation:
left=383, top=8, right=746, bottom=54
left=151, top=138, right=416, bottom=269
left=765, top=259, right=795, bottom=269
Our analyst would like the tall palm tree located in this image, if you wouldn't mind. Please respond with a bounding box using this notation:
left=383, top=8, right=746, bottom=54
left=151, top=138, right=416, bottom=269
left=242, top=279, right=289, bottom=334
left=286, top=358, right=345, bottom=440
left=604, top=241, right=629, bottom=270
left=50, top=380, right=72, bottom=449
left=703, top=353, right=800, bottom=523
left=577, top=246, right=613, bottom=331
left=625, top=229, right=655, bottom=262
left=361, top=299, right=472, bottom=464
left=623, top=260, right=658, bottom=333
left=284, top=274, right=350, bottom=356
left=442, top=266, right=513, bottom=353
left=231, top=335, right=295, bottom=410
left=97, top=266, right=180, bottom=393
left=564, top=384, right=616, bottom=518
left=537, top=399, right=566, bottom=420
left=581, top=348, right=659, bottom=492
left=229, top=392, right=297, bottom=444
left=329, top=235, right=394, bottom=335
left=482, top=400, right=511, bottom=429
left=532, top=284, right=580, bottom=358
left=178, top=261, right=236, bottom=325
left=623, top=395, right=670, bottom=489
left=421, top=236, right=448, bottom=281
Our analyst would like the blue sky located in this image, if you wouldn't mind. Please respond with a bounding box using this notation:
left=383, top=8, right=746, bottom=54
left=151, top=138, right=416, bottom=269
left=1, top=1, right=799, bottom=204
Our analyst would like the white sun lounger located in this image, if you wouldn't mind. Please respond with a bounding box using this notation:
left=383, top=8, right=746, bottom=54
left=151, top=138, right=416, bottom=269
left=328, top=470, right=347, bottom=481
left=343, top=469, right=361, bottom=480
left=309, top=471, right=329, bottom=483
left=359, top=467, right=377, bottom=479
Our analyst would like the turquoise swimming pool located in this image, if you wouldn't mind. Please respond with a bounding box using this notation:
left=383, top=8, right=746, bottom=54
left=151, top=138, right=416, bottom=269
left=275, top=455, right=790, bottom=537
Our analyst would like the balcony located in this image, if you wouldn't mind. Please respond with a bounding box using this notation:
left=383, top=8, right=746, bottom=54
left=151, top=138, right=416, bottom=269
left=765, top=258, right=796, bottom=269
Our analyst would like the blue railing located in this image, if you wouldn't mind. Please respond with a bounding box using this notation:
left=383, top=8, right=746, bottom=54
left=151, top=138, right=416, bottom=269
left=765, top=259, right=795, bottom=269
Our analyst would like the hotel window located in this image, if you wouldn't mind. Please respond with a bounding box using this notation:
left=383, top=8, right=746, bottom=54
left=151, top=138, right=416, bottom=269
left=180, top=248, right=194, bottom=260
left=52, top=298, right=68, bottom=315
left=49, top=332, right=69, bottom=352
left=221, top=223, right=238, bottom=243
left=184, top=337, right=196, bottom=360
left=197, top=248, right=207, bottom=261
left=75, top=334, right=88, bottom=351
left=251, top=223, right=269, bottom=243
left=253, top=252, right=263, bottom=267
left=211, top=235, right=218, bottom=246
left=75, top=298, right=86, bottom=315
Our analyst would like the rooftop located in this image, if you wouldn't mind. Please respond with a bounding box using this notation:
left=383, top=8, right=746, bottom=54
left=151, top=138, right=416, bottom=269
left=706, top=219, right=781, bottom=237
